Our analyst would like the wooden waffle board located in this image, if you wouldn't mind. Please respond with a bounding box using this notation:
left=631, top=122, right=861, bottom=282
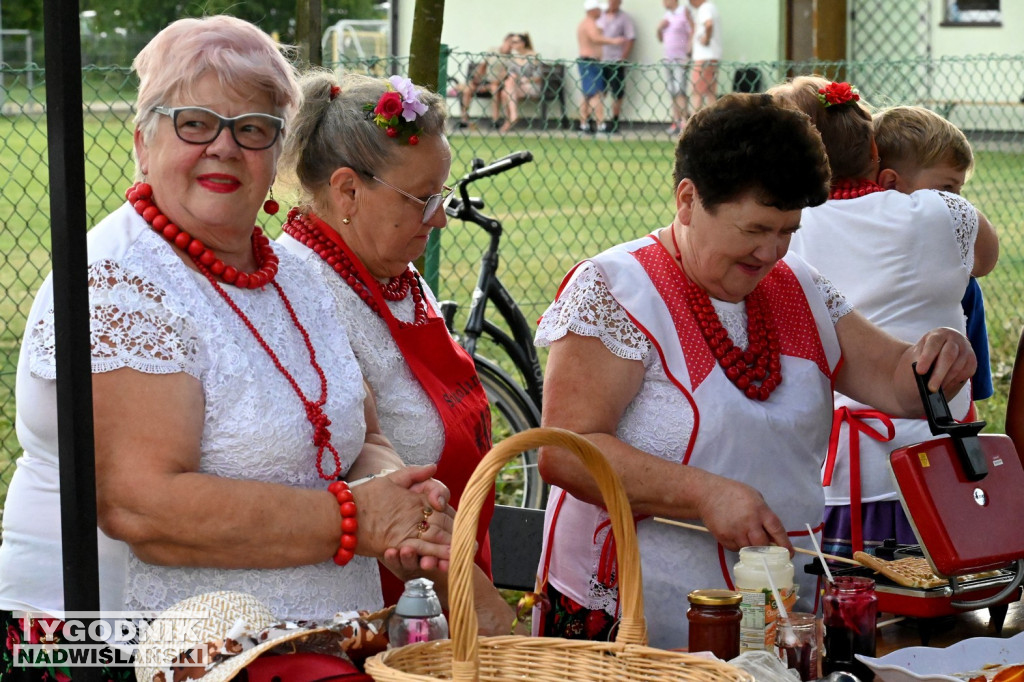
left=853, top=551, right=1002, bottom=589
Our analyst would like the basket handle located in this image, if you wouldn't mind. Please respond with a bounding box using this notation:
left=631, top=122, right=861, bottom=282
left=448, top=427, right=646, bottom=679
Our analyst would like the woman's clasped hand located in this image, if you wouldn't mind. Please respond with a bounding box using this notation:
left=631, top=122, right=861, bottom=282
left=355, top=465, right=455, bottom=572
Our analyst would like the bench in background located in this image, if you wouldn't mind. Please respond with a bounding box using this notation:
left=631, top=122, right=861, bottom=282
left=452, top=60, right=571, bottom=130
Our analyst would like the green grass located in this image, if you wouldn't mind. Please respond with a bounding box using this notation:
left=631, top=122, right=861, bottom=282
left=2, top=116, right=1024, bottom=509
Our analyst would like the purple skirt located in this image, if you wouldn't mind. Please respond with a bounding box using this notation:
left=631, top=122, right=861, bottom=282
left=822, top=500, right=919, bottom=558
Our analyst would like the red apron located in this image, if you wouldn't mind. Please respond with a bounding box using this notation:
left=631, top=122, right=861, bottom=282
left=302, top=214, right=494, bottom=606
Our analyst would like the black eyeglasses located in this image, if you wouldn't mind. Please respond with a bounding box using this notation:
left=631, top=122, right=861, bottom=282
left=370, top=175, right=456, bottom=224
left=153, top=106, right=284, bottom=150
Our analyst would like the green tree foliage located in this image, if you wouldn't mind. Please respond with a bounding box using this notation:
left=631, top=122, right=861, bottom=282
left=3, top=0, right=380, bottom=47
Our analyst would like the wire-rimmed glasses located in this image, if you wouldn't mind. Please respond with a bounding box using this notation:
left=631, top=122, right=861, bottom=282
left=370, top=175, right=456, bottom=224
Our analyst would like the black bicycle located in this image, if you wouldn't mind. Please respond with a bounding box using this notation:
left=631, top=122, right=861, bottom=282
left=440, top=150, right=548, bottom=509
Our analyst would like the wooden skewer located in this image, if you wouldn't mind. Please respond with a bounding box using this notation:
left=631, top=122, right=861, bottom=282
left=652, top=516, right=863, bottom=566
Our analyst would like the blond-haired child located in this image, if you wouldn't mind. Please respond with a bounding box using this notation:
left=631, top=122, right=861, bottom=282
left=874, top=105, right=998, bottom=403
left=875, top=105, right=974, bottom=194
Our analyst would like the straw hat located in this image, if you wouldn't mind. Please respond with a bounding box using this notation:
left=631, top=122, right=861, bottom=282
left=135, top=590, right=392, bottom=682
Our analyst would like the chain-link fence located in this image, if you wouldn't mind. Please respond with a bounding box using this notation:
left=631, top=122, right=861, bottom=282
left=2, top=53, right=1023, bottom=509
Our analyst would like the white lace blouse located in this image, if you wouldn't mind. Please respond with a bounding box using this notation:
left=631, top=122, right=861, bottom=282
left=535, top=260, right=852, bottom=501
left=532, top=253, right=851, bottom=614
left=0, top=203, right=382, bottom=620
left=277, top=234, right=444, bottom=466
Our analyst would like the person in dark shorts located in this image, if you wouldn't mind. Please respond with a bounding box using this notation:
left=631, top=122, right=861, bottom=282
left=596, top=0, right=636, bottom=132
left=577, top=0, right=623, bottom=134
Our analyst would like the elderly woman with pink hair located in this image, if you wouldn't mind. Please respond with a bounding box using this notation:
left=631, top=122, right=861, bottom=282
left=0, top=16, right=453, bottom=680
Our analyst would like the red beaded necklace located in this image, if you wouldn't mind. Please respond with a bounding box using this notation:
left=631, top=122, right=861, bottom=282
left=282, top=208, right=428, bottom=327
left=126, top=182, right=280, bottom=289
left=829, top=178, right=886, bottom=201
left=379, top=273, right=412, bottom=301
left=127, top=183, right=342, bottom=480
left=669, top=227, right=783, bottom=401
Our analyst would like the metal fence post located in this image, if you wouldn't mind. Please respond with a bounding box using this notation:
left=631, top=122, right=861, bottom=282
left=43, top=0, right=102, bottom=678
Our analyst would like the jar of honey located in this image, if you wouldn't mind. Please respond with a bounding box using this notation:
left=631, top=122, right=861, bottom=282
left=687, top=589, right=743, bottom=660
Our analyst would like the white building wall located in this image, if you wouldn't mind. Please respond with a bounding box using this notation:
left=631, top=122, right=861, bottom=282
left=930, top=0, right=1024, bottom=58
left=393, top=0, right=1022, bottom=64
left=393, top=0, right=785, bottom=65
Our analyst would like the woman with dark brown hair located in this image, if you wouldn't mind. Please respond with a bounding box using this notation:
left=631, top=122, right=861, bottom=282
left=532, top=92, right=975, bottom=648
left=498, top=33, right=543, bottom=132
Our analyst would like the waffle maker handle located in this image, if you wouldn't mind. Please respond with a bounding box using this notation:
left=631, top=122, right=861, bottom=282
left=950, top=558, right=1024, bottom=609
left=912, top=362, right=988, bottom=481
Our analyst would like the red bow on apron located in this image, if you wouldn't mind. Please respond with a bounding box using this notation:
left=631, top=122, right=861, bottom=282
left=823, top=406, right=896, bottom=554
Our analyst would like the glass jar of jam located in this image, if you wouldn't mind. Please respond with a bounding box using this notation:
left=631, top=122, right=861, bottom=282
left=776, top=611, right=819, bottom=681
left=822, top=576, right=877, bottom=680
left=687, top=589, right=743, bottom=660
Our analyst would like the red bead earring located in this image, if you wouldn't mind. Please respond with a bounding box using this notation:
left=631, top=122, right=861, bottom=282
left=263, top=187, right=280, bottom=215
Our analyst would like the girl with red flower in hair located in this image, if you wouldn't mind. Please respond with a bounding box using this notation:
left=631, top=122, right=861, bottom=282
left=770, top=75, right=997, bottom=560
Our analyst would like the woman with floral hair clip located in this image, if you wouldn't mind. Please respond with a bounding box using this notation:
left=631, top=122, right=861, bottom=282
left=769, top=75, right=997, bottom=559
left=276, top=72, right=515, bottom=632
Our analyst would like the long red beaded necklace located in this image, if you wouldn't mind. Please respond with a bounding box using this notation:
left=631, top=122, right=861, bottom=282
left=282, top=208, right=428, bottom=327
left=669, top=226, right=783, bottom=401
left=829, top=177, right=886, bottom=201
left=126, top=182, right=342, bottom=480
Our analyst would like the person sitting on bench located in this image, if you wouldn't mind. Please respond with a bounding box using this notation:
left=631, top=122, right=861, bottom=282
left=456, top=33, right=518, bottom=129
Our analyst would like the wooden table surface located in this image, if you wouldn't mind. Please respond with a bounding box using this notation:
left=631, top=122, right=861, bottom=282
left=875, top=598, right=1024, bottom=655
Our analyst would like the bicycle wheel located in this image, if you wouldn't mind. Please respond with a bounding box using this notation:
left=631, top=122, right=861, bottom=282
left=474, top=356, right=547, bottom=509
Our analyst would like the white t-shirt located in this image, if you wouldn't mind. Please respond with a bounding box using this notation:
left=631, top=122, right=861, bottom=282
left=0, top=203, right=381, bottom=620
left=691, top=1, right=723, bottom=61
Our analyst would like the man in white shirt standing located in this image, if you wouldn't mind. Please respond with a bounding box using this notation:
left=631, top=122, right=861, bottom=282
left=688, top=0, right=722, bottom=112
left=597, top=0, right=636, bottom=133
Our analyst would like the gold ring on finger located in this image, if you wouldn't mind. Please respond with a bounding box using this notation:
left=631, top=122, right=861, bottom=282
left=422, top=507, right=433, bottom=520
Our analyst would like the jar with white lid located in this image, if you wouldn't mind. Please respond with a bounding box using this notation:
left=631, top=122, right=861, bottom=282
left=732, top=545, right=796, bottom=653
left=734, top=545, right=794, bottom=592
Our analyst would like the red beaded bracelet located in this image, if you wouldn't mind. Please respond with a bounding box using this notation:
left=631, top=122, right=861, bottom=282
left=327, top=480, right=359, bottom=566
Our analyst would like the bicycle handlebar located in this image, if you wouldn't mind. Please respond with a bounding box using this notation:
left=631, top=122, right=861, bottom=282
left=448, top=150, right=533, bottom=225
left=458, top=150, right=533, bottom=185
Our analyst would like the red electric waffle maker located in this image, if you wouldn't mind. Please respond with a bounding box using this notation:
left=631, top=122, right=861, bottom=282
left=885, top=363, right=1024, bottom=608
left=805, top=365, right=1024, bottom=636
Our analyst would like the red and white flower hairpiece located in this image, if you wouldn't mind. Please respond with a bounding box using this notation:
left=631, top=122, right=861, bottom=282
left=365, top=75, right=428, bottom=145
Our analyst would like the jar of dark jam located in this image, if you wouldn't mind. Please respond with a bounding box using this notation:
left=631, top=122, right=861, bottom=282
left=822, top=576, right=877, bottom=680
left=687, top=589, right=742, bottom=660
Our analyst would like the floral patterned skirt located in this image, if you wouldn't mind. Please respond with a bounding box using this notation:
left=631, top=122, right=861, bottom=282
left=537, top=583, right=618, bottom=642
left=2, top=610, right=133, bottom=682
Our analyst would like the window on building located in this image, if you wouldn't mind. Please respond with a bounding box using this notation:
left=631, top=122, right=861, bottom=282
left=944, top=0, right=1001, bottom=25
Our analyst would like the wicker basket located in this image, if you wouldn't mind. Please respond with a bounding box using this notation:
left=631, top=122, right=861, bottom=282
left=365, top=427, right=753, bottom=681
